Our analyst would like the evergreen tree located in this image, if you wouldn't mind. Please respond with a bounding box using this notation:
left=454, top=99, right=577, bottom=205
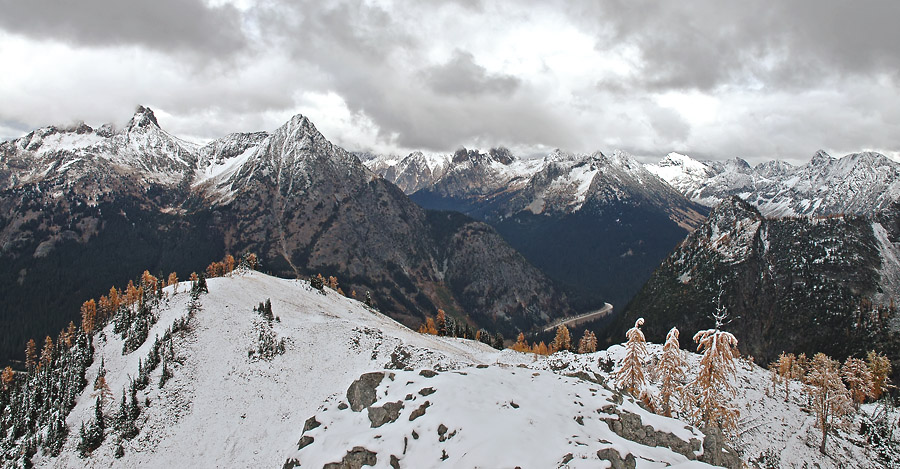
left=691, top=326, right=740, bottom=431
left=310, top=274, right=325, bottom=290
left=492, top=333, right=504, bottom=350
left=806, top=353, right=853, bottom=455
left=364, top=291, right=373, bottom=308
left=656, top=327, right=687, bottom=417
left=614, top=318, right=649, bottom=398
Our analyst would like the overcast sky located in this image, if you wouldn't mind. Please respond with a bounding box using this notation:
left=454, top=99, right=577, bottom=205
left=1, top=0, right=898, bottom=164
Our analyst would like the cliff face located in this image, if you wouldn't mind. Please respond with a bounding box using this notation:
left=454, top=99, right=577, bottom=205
left=615, top=197, right=900, bottom=372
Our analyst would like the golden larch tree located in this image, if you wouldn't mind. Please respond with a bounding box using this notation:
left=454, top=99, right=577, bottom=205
left=436, top=309, right=447, bottom=336
left=168, top=272, right=179, bottom=293
left=656, top=327, right=687, bottom=417
left=551, top=325, right=571, bottom=353
left=577, top=330, right=597, bottom=354
left=65, top=321, right=77, bottom=348
left=691, top=327, right=739, bottom=431
left=841, top=357, right=873, bottom=408
left=866, top=350, right=892, bottom=400
left=224, top=254, right=236, bottom=274
left=418, top=317, right=438, bottom=335
left=1, top=366, right=13, bottom=390
left=511, top=333, right=530, bottom=353
left=806, top=353, right=853, bottom=455
left=40, top=336, right=54, bottom=368
left=614, top=318, right=649, bottom=398
left=81, top=299, right=97, bottom=334
left=25, top=339, right=37, bottom=371
left=775, top=352, right=802, bottom=402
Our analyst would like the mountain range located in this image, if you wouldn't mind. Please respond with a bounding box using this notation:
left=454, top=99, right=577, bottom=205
left=0, top=107, right=571, bottom=366
left=365, top=148, right=708, bottom=311
left=646, top=150, right=900, bottom=217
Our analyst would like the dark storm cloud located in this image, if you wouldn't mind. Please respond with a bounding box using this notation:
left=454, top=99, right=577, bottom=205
left=0, top=0, right=246, bottom=55
left=422, top=50, right=521, bottom=97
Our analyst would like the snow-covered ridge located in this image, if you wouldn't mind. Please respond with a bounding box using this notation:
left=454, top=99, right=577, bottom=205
left=367, top=146, right=702, bottom=223
left=646, top=150, right=900, bottom=217
left=0, top=106, right=371, bottom=204
left=34, top=271, right=893, bottom=468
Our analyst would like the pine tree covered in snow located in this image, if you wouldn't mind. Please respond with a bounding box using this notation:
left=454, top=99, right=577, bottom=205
left=614, top=318, right=649, bottom=398
left=655, top=327, right=687, bottom=417
left=806, top=353, right=853, bottom=455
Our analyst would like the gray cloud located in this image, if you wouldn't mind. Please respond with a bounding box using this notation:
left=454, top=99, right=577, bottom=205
left=422, top=50, right=521, bottom=97
left=577, top=0, right=900, bottom=92
left=0, top=0, right=898, bottom=162
left=0, top=0, right=246, bottom=55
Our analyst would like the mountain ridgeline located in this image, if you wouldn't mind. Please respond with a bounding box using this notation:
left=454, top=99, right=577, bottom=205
left=614, top=196, right=900, bottom=379
left=367, top=148, right=708, bottom=311
left=0, top=108, right=572, bottom=365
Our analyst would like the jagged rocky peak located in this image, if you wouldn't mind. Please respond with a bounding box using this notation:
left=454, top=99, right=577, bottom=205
left=754, top=159, right=795, bottom=178
left=126, top=105, right=161, bottom=130
left=707, top=196, right=762, bottom=229
left=488, top=146, right=514, bottom=165
left=810, top=149, right=833, bottom=163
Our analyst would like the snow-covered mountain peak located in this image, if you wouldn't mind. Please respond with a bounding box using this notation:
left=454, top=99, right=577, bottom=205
left=124, top=105, right=161, bottom=131
left=810, top=149, right=834, bottom=164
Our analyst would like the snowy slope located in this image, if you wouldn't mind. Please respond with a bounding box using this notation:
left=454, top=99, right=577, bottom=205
left=33, top=271, right=896, bottom=468
left=39, top=272, right=501, bottom=468
left=646, top=150, right=900, bottom=217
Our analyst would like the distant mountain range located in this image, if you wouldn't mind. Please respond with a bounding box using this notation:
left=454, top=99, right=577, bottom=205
left=365, top=148, right=707, bottom=311
left=0, top=107, right=572, bottom=365
left=646, top=150, right=900, bottom=217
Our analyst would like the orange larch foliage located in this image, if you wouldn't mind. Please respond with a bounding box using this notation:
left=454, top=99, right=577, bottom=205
left=168, top=272, right=179, bottom=293
left=40, top=336, right=54, bottom=368
left=25, top=339, right=37, bottom=371
left=224, top=254, right=236, bottom=274
left=691, top=328, right=740, bottom=432
left=1, top=366, right=13, bottom=390
left=81, top=299, right=97, bottom=334
left=418, top=317, right=438, bottom=335
left=511, top=333, right=530, bottom=353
